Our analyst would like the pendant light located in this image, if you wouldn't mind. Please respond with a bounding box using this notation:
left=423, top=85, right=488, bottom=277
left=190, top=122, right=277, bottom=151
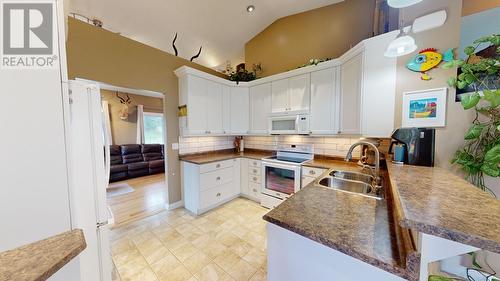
left=384, top=27, right=417, bottom=57
left=387, top=0, right=423, bottom=8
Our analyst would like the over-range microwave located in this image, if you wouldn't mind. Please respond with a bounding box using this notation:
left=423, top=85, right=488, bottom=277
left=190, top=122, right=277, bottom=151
left=268, top=114, right=310, bottom=135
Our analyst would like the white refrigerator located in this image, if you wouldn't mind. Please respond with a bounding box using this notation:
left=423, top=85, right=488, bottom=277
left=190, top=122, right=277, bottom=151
left=67, top=80, right=113, bottom=281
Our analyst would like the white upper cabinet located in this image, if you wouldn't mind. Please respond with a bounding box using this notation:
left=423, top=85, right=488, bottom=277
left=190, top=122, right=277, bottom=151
left=184, top=75, right=209, bottom=135
left=206, top=80, right=224, bottom=134
left=339, top=53, right=363, bottom=135
left=249, top=83, right=272, bottom=134
left=271, top=79, right=289, bottom=113
left=178, top=75, right=224, bottom=136
left=175, top=31, right=397, bottom=138
left=288, top=74, right=311, bottom=112
left=222, top=86, right=231, bottom=134
left=229, top=87, right=250, bottom=135
left=361, top=35, right=396, bottom=137
left=310, top=67, right=338, bottom=135
left=271, top=74, right=310, bottom=114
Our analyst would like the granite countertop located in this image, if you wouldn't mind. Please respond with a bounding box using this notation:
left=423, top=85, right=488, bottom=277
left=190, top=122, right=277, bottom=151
left=303, top=157, right=363, bottom=170
left=263, top=160, right=419, bottom=280
left=0, top=229, right=86, bottom=281
left=179, top=149, right=274, bottom=164
left=386, top=162, right=500, bottom=253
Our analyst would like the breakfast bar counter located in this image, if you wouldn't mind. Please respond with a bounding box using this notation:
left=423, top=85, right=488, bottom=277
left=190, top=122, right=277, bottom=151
left=263, top=158, right=500, bottom=281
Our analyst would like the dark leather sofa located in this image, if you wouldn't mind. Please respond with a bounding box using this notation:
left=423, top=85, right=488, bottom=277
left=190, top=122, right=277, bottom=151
left=110, top=144, right=165, bottom=182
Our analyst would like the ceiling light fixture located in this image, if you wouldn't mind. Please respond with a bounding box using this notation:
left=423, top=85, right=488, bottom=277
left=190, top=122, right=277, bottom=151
left=384, top=10, right=447, bottom=57
left=384, top=27, right=417, bottom=57
left=247, top=5, right=255, bottom=12
left=387, top=0, right=423, bottom=8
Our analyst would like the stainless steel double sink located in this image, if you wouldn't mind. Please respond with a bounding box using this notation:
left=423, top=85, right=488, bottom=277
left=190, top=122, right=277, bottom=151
left=316, top=170, right=383, bottom=200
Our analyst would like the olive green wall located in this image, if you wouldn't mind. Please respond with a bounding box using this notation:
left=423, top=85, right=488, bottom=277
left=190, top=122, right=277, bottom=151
left=66, top=17, right=224, bottom=204
left=245, top=0, right=376, bottom=77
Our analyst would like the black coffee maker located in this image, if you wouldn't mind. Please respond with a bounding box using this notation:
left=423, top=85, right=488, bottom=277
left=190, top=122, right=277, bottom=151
left=389, top=127, right=435, bottom=167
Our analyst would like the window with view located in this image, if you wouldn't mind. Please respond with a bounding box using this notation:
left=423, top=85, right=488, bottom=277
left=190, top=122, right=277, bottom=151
left=143, top=112, right=164, bottom=144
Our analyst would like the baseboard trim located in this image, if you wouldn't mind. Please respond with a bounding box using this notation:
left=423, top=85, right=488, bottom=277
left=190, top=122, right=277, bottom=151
left=165, top=200, right=184, bottom=210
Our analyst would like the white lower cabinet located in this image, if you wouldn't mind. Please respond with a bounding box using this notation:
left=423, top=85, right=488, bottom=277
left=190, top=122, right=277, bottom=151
left=244, top=159, right=262, bottom=202
left=182, top=159, right=240, bottom=215
left=301, top=166, right=327, bottom=188
left=182, top=158, right=262, bottom=215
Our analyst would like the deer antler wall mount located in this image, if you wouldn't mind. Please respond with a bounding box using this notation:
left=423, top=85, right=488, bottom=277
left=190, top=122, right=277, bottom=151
left=116, top=92, right=132, bottom=120
left=171, top=32, right=203, bottom=62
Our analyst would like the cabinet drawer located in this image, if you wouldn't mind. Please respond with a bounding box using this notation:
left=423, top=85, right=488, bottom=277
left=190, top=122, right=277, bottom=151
left=260, top=194, right=283, bottom=209
left=200, top=159, right=234, bottom=174
left=249, top=174, right=261, bottom=184
left=302, top=166, right=326, bottom=177
left=248, top=159, right=261, bottom=168
left=301, top=175, right=316, bottom=188
left=200, top=167, right=233, bottom=191
left=200, top=183, right=234, bottom=210
left=248, top=182, right=261, bottom=201
left=248, top=166, right=261, bottom=176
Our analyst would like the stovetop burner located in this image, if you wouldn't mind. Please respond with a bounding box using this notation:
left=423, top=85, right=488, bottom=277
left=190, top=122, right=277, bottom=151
left=262, top=144, right=314, bottom=165
left=265, top=155, right=309, bottom=164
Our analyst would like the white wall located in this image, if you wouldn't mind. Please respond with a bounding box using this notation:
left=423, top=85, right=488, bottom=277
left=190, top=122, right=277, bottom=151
left=0, top=0, right=73, bottom=252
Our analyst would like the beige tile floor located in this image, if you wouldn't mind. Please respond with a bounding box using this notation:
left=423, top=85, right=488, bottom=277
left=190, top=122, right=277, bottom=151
left=110, top=198, right=269, bottom=281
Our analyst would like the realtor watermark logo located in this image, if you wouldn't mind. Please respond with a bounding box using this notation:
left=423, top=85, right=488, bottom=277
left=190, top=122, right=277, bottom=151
left=1, top=1, right=57, bottom=69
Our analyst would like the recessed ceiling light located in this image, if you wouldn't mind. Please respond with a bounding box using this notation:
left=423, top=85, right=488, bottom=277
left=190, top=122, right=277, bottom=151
left=247, top=5, right=255, bottom=12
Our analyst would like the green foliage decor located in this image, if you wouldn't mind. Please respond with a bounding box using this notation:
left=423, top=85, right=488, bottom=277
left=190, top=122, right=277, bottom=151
left=444, top=34, right=499, bottom=196
left=229, top=68, right=256, bottom=83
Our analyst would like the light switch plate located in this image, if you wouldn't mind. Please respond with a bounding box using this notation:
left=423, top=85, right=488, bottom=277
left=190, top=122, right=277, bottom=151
left=172, top=143, right=179, bottom=150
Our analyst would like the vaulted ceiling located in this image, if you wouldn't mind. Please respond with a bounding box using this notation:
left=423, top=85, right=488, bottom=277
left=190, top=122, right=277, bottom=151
left=69, top=0, right=344, bottom=70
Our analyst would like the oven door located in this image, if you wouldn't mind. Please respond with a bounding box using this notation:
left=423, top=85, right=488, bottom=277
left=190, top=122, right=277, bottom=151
left=262, top=162, right=301, bottom=200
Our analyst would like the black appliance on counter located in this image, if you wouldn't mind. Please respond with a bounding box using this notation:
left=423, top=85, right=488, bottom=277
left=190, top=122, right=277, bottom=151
left=388, top=127, right=435, bottom=167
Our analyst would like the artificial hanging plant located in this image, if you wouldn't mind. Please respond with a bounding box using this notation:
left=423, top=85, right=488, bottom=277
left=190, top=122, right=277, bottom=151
left=443, top=34, right=500, bottom=197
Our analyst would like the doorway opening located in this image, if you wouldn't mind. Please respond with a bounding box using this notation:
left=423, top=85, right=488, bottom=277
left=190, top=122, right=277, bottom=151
left=79, top=79, right=169, bottom=227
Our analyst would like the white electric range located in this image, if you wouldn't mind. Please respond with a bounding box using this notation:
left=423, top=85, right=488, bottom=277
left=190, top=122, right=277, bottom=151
left=260, top=144, right=314, bottom=209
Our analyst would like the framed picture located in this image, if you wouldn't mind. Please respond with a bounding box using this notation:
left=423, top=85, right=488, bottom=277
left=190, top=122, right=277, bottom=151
left=402, top=87, right=447, bottom=128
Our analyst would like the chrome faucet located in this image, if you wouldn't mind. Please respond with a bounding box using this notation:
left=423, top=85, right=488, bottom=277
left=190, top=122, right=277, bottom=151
left=345, top=141, right=380, bottom=184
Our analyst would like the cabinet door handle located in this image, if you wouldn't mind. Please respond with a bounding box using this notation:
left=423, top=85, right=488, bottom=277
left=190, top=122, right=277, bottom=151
left=253, top=177, right=257, bottom=181
left=253, top=188, right=257, bottom=192
left=253, top=169, right=257, bottom=173
left=216, top=176, right=221, bottom=181
left=276, top=193, right=281, bottom=197
left=216, top=164, right=221, bottom=168
left=309, top=170, right=316, bottom=175
left=216, top=192, right=221, bottom=197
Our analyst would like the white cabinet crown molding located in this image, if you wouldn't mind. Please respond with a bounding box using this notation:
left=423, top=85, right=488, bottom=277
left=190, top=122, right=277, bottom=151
left=173, top=30, right=399, bottom=88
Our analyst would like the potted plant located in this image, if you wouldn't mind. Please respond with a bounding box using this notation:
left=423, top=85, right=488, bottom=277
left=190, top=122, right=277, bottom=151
left=444, top=34, right=499, bottom=197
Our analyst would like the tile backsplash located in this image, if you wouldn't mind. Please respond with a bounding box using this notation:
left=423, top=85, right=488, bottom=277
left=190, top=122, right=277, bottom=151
left=179, top=135, right=389, bottom=158
left=178, top=136, right=234, bottom=155
left=244, top=136, right=363, bottom=157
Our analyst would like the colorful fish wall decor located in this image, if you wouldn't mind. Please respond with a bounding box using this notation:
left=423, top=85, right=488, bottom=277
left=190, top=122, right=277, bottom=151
left=406, top=48, right=455, bottom=80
